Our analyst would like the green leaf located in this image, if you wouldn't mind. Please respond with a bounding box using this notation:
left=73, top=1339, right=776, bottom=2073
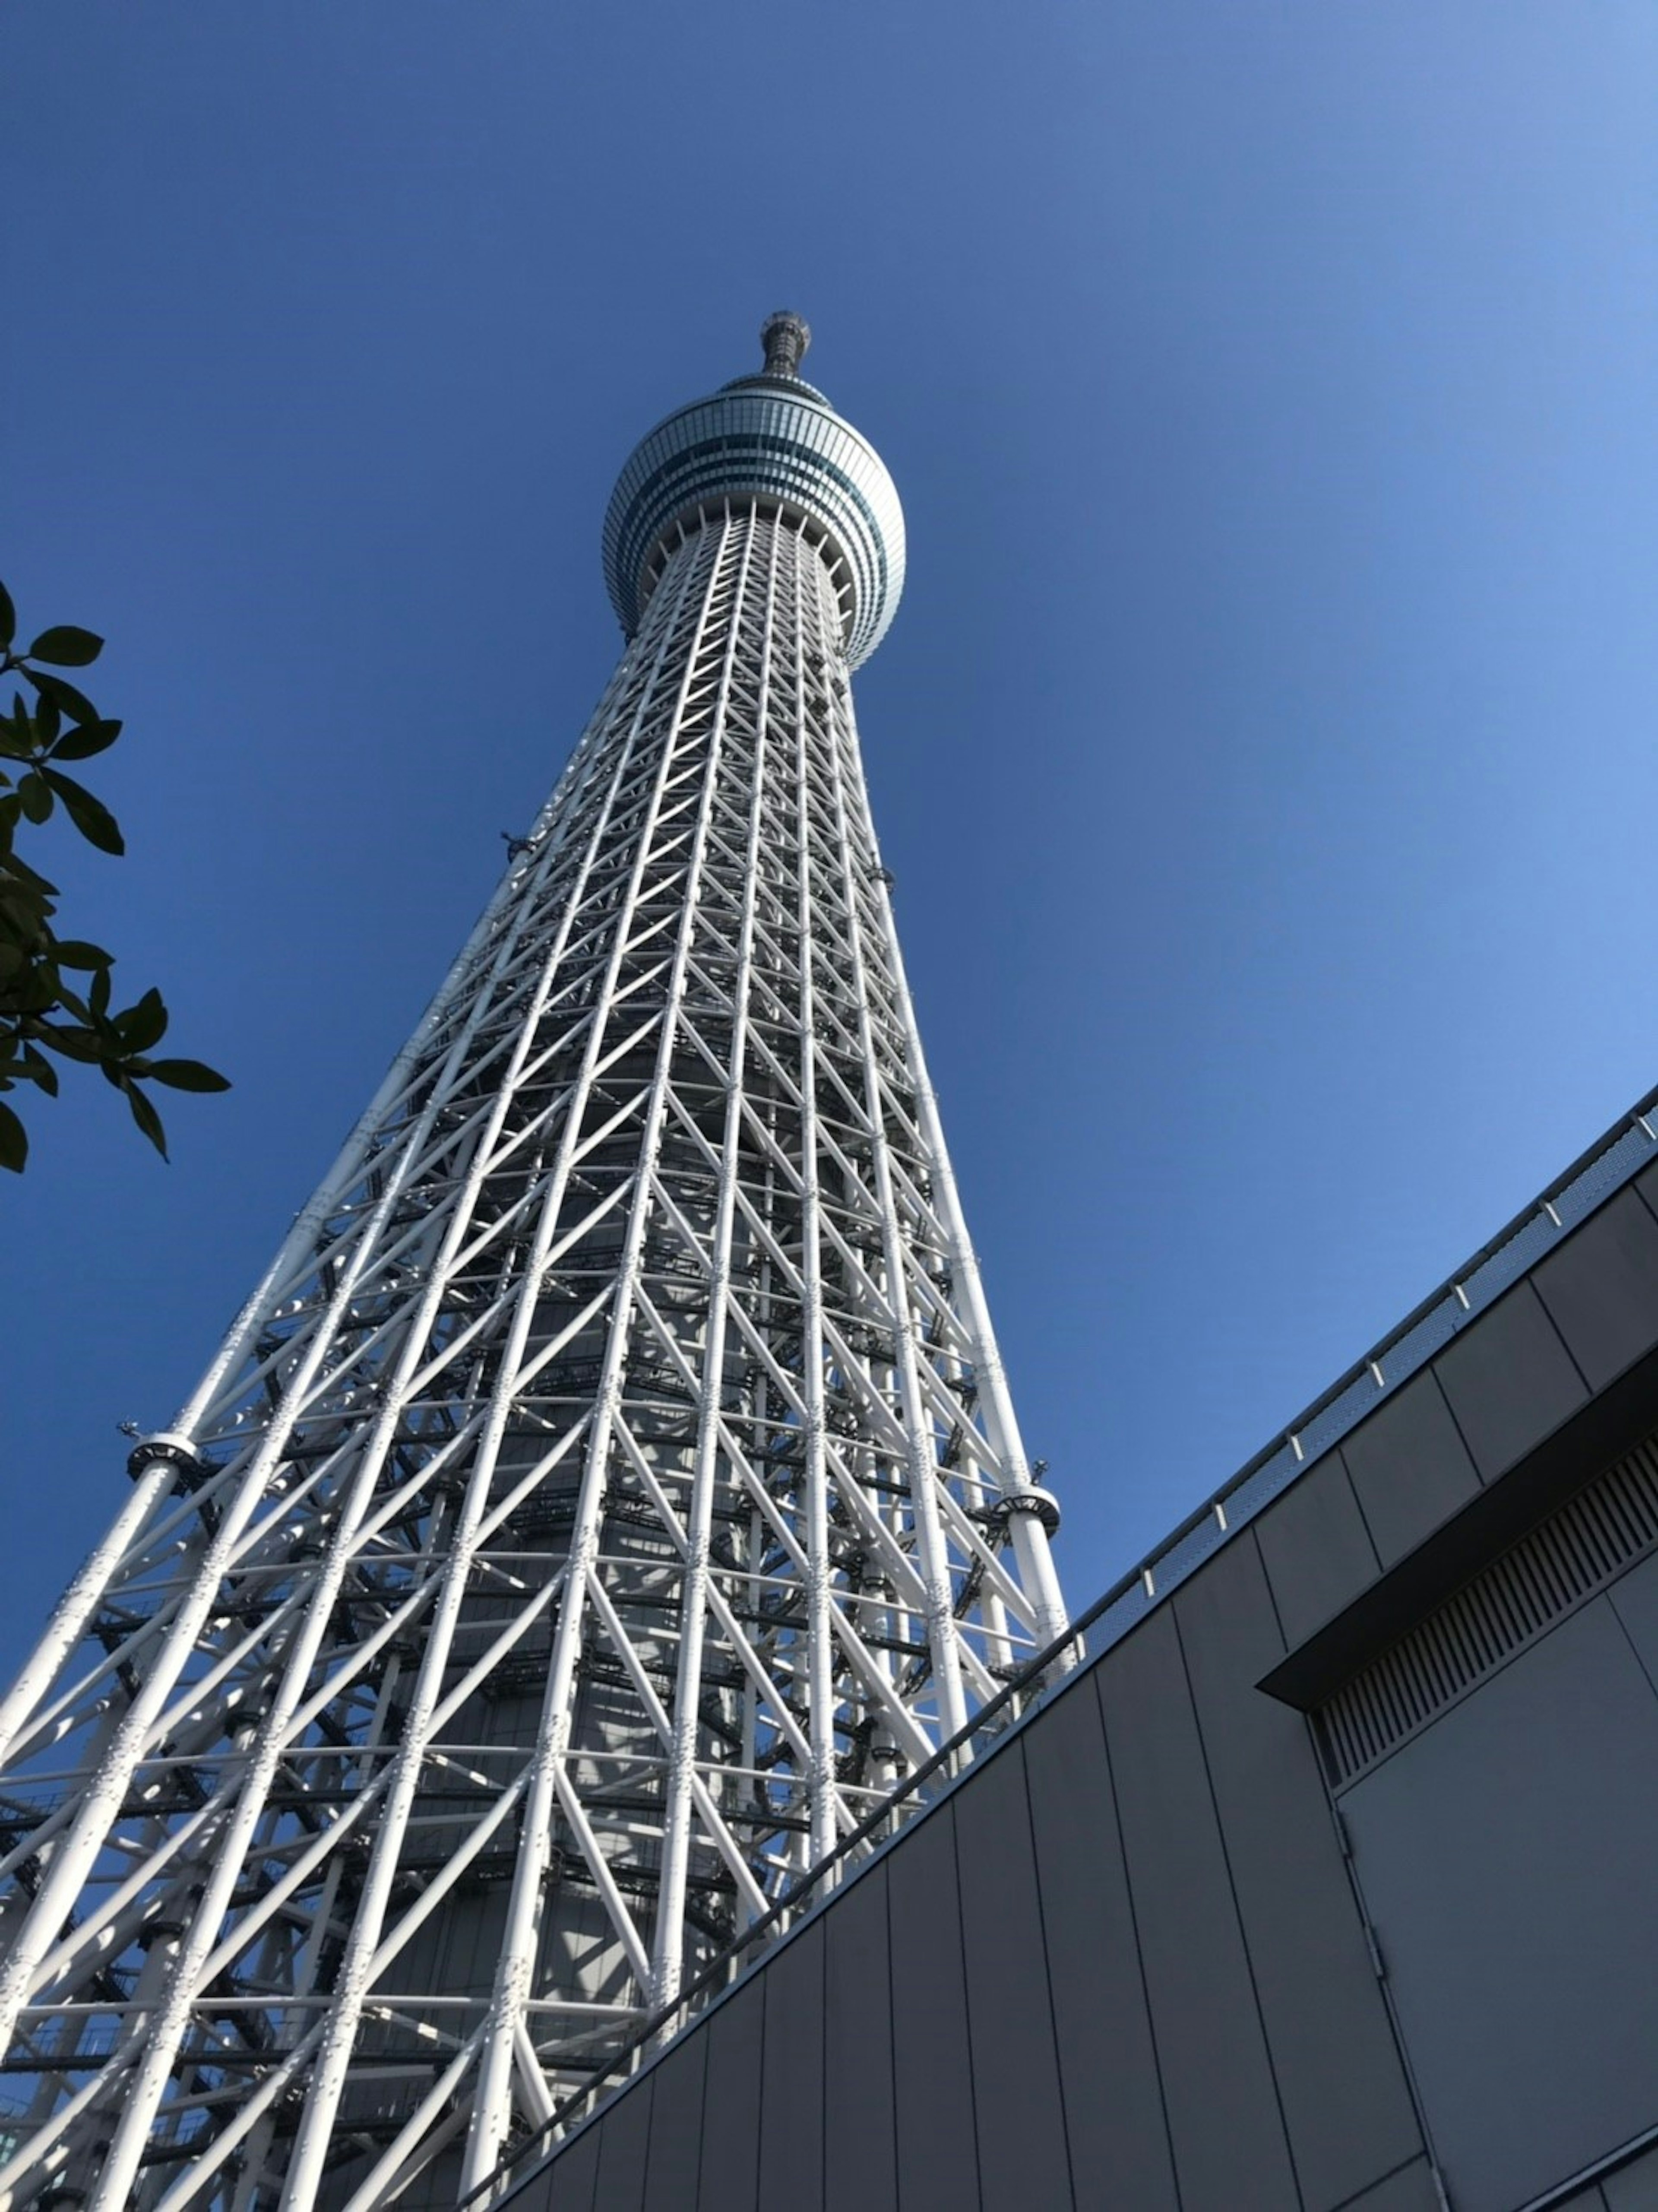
left=25, top=669, right=100, bottom=728
left=0, top=583, right=15, bottom=653
left=36, top=1024, right=105, bottom=1065
left=53, top=939, right=113, bottom=970
left=0, top=887, right=51, bottom=935
left=27, top=626, right=103, bottom=669
left=40, top=768, right=123, bottom=856
left=0, top=913, right=40, bottom=960
left=19, top=1047, right=58, bottom=1097
left=123, top=1081, right=169, bottom=1160
left=146, top=1057, right=231, bottom=1093
left=17, top=774, right=52, bottom=825
left=2, top=849, right=59, bottom=894
left=0, top=1099, right=26, bottom=1172
left=115, top=985, right=167, bottom=1052
left=49, top=719, right=121, bottom=762
left=32, top=691, right=59, bottom=747
left=90, top=966, right=113, bottom=1021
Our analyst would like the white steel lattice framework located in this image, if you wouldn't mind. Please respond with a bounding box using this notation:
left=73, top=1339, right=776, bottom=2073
left=0, top=315, right=1067, bottom=2209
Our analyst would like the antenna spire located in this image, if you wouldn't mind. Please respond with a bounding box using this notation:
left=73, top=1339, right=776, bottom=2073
left=760, top=309, right=811, bottom=379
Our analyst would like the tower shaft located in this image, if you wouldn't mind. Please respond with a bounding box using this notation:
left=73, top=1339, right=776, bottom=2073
left=0, top=365, right=1064, bottom=2211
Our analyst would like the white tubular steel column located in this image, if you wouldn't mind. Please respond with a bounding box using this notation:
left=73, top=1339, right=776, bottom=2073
left=457, top=510, right=750, bottom=2193
left=650, top=518, right=779, bottom=2006
left=0, top=315, right=1070, bottom=2209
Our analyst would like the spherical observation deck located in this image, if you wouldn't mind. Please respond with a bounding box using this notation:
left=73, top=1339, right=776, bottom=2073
left=602, top=313, right=906, bottom=668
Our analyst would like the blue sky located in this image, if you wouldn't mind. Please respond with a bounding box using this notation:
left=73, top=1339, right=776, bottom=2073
left=4, top=3, right=1656, bottom=1678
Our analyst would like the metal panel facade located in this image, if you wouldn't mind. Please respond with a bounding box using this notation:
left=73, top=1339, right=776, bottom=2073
left=1340, top=2163, right=1448, bottom=2212
left=503, top=1169, right=1658, bottom=2212
left=1535, top=1187, right=1658, bottom=1390
left=694, top=1981, right=762, bottom=2212
left=592, top=2074, right=653, bottom=2212
left=887, top=1806, right=983, bottom=2212
left=1341, top=1597, right=1658, bottom=2212
left=1171, top=1538, right=1421, bottom=2207
left=1097, top=1606, right=1304, bottom=2210
left=1254, top=1451, right=1383, bottom=1645
left=953, top=1742, right=1072, bottom=2210
left=1433, top=1280, right=1588, bottom=1478
left=1339, top=1367, right=1482, bottom=1564
left=1022, top=1669, right=1178, bottom=2209
left=642, top=2034, right=705, bottom=2211
left=823, top=1862, right=898, bottom=2212
left=756, top=1920, right=825, bottom=2212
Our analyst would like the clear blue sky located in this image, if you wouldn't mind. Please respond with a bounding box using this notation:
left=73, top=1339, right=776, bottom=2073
left=4, top=3, right=1656, bottom=1680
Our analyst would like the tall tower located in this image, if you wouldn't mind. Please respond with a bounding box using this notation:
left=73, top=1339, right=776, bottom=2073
left=0, top=317, right=1066, bottom=2210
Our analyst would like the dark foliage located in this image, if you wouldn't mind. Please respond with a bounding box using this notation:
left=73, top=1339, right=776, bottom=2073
left=0, top=580, right=229, bottom=1171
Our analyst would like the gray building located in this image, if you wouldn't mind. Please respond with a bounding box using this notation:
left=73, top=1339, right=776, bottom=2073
left=490, top=1088, right=1658, bottom=2212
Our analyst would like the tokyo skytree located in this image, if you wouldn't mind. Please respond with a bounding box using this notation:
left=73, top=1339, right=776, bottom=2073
left=0, top=314, right=1067, bottom=2209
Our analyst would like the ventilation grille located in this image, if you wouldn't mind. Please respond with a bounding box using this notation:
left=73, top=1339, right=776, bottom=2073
left=1320, top=1436, right=1658, bottom=1790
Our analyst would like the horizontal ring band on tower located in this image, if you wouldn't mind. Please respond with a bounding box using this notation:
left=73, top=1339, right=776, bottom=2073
left=603, top=371, right=906, bottom=668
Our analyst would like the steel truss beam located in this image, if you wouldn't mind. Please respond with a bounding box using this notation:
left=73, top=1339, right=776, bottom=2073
left=0, top=503, right=1065, bottom=2209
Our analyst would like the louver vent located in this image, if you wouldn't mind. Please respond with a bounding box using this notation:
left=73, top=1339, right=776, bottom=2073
left=1320, top=1435, right=1658, bottom=1790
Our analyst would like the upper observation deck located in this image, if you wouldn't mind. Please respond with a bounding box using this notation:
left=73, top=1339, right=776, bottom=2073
left=602, top=312, right=906, bottom=668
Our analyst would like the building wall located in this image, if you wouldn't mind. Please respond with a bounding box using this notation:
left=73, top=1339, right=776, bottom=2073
left=500, top=1158, right=1658, bottom=2212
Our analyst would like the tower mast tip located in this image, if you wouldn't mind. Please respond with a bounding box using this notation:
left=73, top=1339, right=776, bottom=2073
left=760, top=310, right=811, bottom=378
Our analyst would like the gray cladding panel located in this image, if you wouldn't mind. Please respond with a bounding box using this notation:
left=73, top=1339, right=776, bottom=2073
left=1335, top=2161, right=1448, bottom=2212
left=823, top=1863, right=897, bottom=2212
left=1552, top=2143, right=1658, bottom=2212
left=696, top=1980, right=763, bottom=2212
left=1535, top=1188, right=1658, bottom=1391
left=1254, top=1450, right=1381, bottom=1646
left=952, top=1740, right=1073, bottom=2212
left=543, top=2121, right=600, bottom=2212
left=505, top=1174, right=1658, bottom=2212
left=1343, top=1599, right=1658, bottom=2212
left=642, top=2032, right=706, bottom=2212
left=1096, top=1604, right=1300, bottom=2212
left=1022, top=1671, right=1178, bottom=2211
left=1172, top=1538, right=1423, bottom=2209
left=1605, top=2141, right=1658, bottom=2209
left=1339, top=1369, right=1481, bottom=1566
left=757, top=1917, right=824, bottom=2212
left=1432, top=1281, right=1587, bottom=1480
left=887, top=1801, right=982, bottom=2212
left=594, top=2072, right=653, bottom=2212
left=1610, top=1545, right=1658, bottom=1689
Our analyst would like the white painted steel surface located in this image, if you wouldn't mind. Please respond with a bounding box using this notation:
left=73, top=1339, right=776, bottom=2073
left=603, top=357, right=905, bottom=667
left=0, top=328, right=1063, bottom=2208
